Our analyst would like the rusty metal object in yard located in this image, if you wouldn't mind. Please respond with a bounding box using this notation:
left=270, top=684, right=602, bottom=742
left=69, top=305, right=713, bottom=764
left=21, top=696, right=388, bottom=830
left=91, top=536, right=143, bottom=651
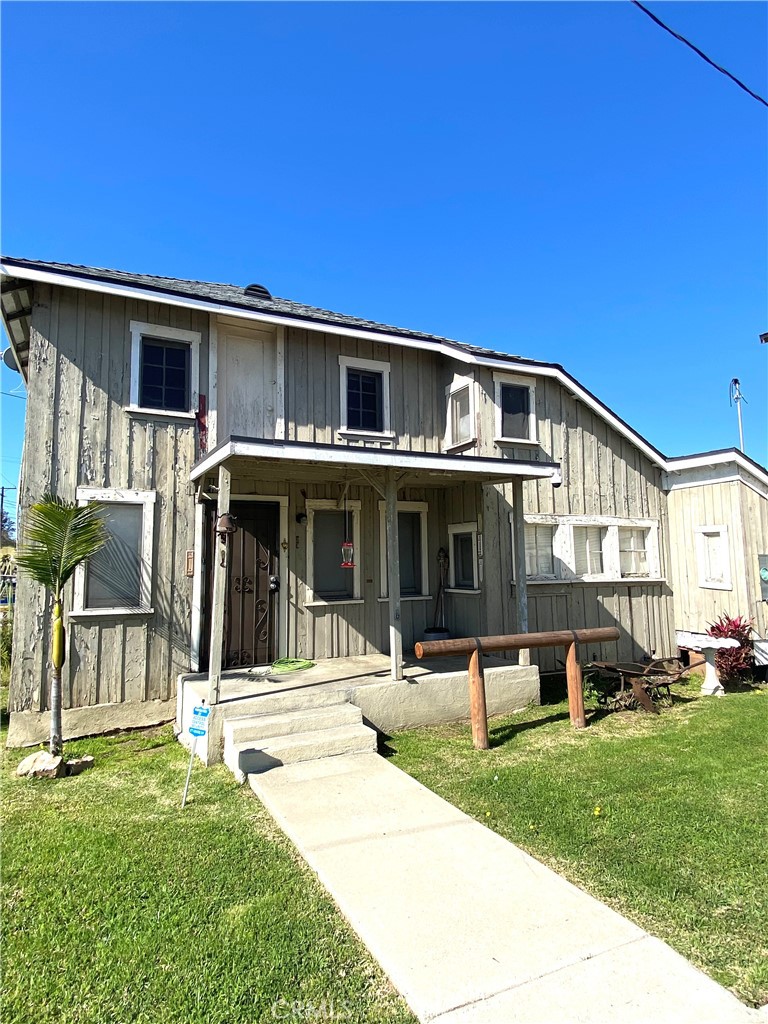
left=587, top=658, right=687, bottom=714
left=416, top=626, right=619, bottom=750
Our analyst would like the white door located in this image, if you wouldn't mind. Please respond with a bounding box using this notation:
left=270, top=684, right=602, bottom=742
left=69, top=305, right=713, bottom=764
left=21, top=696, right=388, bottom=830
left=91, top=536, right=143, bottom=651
left=217, top=323, right=277, bottom=439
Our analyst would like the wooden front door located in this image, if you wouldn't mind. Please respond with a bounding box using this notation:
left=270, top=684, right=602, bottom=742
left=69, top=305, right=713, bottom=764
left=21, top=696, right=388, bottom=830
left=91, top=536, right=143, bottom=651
left=225, top=502, right=279, bottom=668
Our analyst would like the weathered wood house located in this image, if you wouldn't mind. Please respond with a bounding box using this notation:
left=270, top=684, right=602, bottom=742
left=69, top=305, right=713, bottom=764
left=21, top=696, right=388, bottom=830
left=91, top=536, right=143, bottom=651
left=664, top=449, right=768, bottom=644
left=2, top=256, right=684, bottom=743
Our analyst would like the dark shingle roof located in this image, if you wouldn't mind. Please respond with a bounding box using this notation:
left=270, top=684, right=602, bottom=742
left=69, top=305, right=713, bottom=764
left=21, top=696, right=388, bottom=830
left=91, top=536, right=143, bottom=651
left=1, top=256, right=528, bottom=361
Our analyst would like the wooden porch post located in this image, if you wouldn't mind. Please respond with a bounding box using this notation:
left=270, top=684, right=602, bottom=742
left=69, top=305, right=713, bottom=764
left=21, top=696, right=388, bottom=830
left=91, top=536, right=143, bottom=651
left=385, top=467, right=403, bottom=681
left=511, top=478, right=530, bottom=667
left=207, top=464, right=231, bottom=706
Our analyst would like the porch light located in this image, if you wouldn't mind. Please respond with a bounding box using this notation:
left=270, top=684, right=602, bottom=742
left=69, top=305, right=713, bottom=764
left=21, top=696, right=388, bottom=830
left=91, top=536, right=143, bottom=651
left=341, top=540, right=355, bottom=568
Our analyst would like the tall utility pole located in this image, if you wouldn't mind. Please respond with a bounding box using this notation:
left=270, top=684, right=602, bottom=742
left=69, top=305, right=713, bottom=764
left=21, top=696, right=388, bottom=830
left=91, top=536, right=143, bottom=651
left=729, top=378, right=746, bottom=453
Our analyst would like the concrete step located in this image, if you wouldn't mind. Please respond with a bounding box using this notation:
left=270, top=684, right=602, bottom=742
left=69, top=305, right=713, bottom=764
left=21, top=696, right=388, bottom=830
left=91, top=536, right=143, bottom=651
left=215, top=687, right=349, bottom=722
left=224, top=702, right=363, bottom=746
left=226, top=722, right=378, bottom=781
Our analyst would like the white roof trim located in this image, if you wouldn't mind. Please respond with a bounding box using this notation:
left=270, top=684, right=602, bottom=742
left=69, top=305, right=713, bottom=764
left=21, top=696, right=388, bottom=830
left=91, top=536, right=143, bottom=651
left=190, top=438, right=561, bottom=484
left=665, top=450, right=768, bottom=488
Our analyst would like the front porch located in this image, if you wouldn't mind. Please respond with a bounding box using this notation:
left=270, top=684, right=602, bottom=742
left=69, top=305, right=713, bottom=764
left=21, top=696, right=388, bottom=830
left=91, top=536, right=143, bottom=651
left=177, top=652, right=540, bottom=765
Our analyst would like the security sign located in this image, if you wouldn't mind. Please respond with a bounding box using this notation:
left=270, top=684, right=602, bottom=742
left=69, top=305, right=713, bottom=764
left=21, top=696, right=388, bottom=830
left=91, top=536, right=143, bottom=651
left=189, top=705, right=210, bottom=738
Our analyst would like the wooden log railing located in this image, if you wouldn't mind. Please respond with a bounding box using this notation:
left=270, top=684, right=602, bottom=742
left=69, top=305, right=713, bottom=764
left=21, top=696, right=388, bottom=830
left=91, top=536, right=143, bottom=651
left=414, top=627, right=621, bottom=750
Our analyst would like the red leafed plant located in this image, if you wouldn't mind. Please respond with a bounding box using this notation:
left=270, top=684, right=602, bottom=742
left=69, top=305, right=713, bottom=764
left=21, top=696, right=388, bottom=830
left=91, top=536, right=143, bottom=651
left=706, top=613, right=754, bottom=680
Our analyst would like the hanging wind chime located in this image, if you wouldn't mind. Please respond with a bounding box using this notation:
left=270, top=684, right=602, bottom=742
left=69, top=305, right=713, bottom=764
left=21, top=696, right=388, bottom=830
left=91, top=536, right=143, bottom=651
left=340, top=486, right=355, bottom=568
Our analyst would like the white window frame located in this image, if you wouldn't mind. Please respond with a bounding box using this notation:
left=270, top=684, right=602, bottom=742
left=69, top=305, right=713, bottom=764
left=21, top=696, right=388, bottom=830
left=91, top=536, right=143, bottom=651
left=447, top=522, right=480, bottom=592
left=377, top=501, right=430, bottom=600
left=511, top=514, right=662, bottom=583
left=524, top=522, right=558, bottom=581
left=128, top=320, right=201, bottom=419
left=305, top=498, right=362, bottom=605
left=338, top=355, right=393, bottom=439
left=444, top=374, right=477, bottom=451
left=72, top=487, right=156, bottom=617
left=493, top=372, right=538, bottom=446
left=694, top=524, right=732, bottom=591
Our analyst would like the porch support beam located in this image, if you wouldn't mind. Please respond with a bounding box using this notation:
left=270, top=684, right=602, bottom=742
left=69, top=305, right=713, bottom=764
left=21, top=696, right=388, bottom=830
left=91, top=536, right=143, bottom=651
left=207, top=464, right=231, bottom=705
left=385, top=467, right=403, bottom=681
left=510, top=478, right=530, bottom=667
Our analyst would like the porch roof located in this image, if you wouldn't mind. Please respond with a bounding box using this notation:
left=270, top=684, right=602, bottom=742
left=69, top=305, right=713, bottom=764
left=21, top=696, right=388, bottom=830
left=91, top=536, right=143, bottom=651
left=190, top=435, right=561, bottom=488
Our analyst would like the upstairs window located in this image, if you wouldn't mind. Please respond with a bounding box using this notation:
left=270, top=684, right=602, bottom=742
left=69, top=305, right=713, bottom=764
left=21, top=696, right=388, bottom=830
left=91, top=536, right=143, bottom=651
left=494, top=373, right=537, bottom=444
left=140, top=338, right=190, bottom=412
left=129, top=320, right=200, bottom=417
left=444, top=376, right=476, bottom=449
left=347, top=369, right=383, bottom=431
left=339, top=356, right=391, bottom=437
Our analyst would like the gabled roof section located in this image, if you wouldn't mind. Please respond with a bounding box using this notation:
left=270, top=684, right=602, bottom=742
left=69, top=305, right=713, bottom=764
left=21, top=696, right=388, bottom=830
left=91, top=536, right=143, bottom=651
left=664, top=447, right=768, bottom=492
left=0, top=254, right=704, bottom=473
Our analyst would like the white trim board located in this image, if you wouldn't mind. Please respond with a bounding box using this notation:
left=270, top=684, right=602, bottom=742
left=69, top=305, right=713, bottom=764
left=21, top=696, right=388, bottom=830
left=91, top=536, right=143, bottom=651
left=190, top=438, right=561, bottom=483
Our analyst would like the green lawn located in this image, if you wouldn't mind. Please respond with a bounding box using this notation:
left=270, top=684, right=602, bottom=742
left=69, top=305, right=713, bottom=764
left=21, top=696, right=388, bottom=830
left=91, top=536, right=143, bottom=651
left=1, top=705, right=415, bottom=1024
left=387, top=682, right=768, bottom=1008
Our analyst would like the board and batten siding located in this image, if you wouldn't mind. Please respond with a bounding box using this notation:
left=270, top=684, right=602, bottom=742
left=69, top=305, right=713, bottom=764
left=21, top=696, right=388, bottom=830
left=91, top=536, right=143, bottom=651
left=466, top=363, right=675, bottom=670
left=667, top=474, right=768, bottom=637
left=285, top=326, right=444, bottom=452
left=10, top=284, right=206, bottom=713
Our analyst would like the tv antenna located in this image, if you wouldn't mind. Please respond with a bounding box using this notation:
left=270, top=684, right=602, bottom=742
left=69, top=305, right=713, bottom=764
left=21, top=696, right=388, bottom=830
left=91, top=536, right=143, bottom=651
left=729, top=378, right=746, bottom=452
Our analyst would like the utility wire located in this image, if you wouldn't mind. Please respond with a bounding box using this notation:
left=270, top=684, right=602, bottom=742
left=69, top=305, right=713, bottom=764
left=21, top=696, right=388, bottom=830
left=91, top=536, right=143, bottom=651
left=1, top=391, right=26, bottom=399
left=630, top=0, right=768, bottom=108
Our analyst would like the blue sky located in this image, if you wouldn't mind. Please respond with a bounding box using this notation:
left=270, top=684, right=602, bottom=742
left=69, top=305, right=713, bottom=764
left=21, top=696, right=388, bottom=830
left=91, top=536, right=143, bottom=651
left=2, top=1, right=766, bottom=527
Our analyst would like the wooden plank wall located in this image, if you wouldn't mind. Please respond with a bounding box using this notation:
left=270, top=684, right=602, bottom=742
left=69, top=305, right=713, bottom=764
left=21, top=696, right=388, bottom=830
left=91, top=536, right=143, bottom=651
left=667, top=475, right=768, bottom=636
left=473, top=366, right=675, bottom=669
left=285, top=327, right=444, bottom=451
left=10, top=285, right=207, bottom=712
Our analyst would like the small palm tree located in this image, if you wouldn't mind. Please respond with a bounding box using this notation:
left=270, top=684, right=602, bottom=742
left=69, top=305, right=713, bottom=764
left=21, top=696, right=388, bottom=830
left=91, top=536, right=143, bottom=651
left=15, top=496, right=108, bottom=756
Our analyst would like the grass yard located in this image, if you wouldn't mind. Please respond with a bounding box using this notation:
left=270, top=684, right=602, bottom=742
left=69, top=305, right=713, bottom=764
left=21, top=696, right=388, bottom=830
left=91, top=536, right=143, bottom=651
left=1, top=697, right=415, bottom=1024
left=387, top=681, right=768, bottom=1008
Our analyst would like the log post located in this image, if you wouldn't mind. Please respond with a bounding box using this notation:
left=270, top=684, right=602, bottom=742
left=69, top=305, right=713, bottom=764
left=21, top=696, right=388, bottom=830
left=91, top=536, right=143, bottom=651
left=468, top=639, right=489, bottom=750
left=565, top=638, right=586, bottom=729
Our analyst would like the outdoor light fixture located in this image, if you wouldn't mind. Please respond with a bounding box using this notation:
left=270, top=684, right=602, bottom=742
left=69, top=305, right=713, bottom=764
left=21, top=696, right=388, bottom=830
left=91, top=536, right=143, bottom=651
left=215, top=512, right=238, bottom=566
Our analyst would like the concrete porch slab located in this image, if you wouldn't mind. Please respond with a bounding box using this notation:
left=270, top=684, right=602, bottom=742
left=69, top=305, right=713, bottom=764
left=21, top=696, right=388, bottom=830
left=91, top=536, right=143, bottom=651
left=250, top=752, right=758, bottom=1024
left=177, top=653, right=539, bottom=764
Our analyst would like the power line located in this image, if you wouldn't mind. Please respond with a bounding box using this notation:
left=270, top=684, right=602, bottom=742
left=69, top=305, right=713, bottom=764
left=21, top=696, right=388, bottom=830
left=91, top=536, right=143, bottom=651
left=1, top=391, right=26, bottom=399
left=630, top=0, right=768, bottom=108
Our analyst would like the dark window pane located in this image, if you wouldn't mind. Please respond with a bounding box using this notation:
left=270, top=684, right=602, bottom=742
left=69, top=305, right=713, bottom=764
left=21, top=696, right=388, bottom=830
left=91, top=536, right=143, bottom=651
left=500, top=384, right=530, bottom=439
left=314, top=511, right=353, bottom=599
left=398, top=511, right=422, bottom=595
left=85, top=504, right=143, bottom=608
left=140, top=338, right=190, bottom=411
left=347, top=369, right=383, bottom=431
left=453, top=533, right=475, bottom=588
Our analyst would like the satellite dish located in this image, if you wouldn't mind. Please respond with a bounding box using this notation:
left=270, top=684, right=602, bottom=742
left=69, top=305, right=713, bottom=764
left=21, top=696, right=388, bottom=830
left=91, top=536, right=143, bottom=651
left=2, top=348, right=20, bottom=372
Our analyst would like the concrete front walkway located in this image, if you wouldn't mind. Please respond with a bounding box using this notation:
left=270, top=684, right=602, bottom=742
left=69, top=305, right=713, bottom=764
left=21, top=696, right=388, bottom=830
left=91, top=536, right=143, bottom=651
left=250, top=753, right=759, bottom=1024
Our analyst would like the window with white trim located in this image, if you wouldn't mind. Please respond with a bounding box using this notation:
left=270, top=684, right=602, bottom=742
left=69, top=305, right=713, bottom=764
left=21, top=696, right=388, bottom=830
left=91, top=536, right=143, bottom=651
left=524, top=524, right=556, bottom=579
left=129, top=321, right=201, bottom=417
left=513, top=515, right=661, bottom=582
left=447, top=523, right=479, bottom=590
left=694, top=525, right=732, bottom=590
left=73, top=488, right=156, bottom=615
left=306, top=499, right=361, bottom=603
left=378, top=501, right=429, bottom=598
left=339, top=355, right=391, bottom=436
left=494, top=373, right=537, bottom=445
left=445, top=375, right=476, bottom=449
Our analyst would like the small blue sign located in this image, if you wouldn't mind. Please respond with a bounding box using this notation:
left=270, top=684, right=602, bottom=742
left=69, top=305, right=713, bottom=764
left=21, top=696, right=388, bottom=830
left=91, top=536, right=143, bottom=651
left=189, top=705, right=210, bottom=738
